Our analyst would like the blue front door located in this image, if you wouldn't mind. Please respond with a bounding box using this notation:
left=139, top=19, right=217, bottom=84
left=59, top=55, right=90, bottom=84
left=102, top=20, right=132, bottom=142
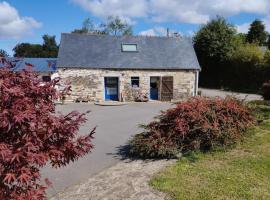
left=150, top=88, right=158, bottom=100
left=150, top=77, right=159, bottom=100
left=105, top=77, right=119, bottom=101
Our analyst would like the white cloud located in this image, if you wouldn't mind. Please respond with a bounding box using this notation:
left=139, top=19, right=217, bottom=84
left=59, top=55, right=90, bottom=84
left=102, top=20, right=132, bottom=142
left=72, top=0, right=270, bottom=24
left=262, top=15, right=270, bottom=32
left=139, top=29, right=156, bottom=36
left=0, top=1, right=41, bottom=39
left=237, top=14, right=270, bottom=33
left=139, top=26, right=182, bottom=37
left=139, top=27, right=168, bottom=36
left=236, top=23, right=250, bottom=33
left=72, top=0, right=147, bottom=20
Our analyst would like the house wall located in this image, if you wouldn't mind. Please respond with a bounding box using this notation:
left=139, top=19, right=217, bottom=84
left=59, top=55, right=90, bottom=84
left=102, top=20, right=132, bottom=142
left=58, top=68, right=196, bottom=102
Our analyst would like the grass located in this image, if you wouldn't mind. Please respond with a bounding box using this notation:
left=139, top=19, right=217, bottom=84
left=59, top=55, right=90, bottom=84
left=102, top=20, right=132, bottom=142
left=150, top=101, right=270, bottom=200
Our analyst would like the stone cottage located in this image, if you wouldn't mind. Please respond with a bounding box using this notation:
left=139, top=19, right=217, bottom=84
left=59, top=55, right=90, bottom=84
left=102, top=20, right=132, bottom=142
left=57, top=33, right=200, bottom=102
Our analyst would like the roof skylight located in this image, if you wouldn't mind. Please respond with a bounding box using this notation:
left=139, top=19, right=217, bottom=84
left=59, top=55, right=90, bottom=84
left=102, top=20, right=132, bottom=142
left=121, top=44, right=137, bottom=52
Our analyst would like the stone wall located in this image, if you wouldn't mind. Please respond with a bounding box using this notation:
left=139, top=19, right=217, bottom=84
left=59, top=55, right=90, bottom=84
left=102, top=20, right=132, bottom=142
left=58, top=68, right=196, bottom=102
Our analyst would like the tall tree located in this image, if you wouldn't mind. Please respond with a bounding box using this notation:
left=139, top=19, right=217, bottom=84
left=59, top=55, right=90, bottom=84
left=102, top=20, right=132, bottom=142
left=13, top=35, right=58, bottom=58
left=42, top=35, right=59, bottom=57
left=0, top=49, right=9, bottom=57
left=72, top=16, right=133, bottom=36
left=102, top=16, right=133, bottom=36
left=194, top=16, right=236, bottom=87
left=246, top=19, right=268, bottom=45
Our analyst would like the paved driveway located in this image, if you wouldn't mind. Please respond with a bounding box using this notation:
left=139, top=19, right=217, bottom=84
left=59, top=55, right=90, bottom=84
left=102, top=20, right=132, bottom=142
left=42, top=102, right=172, bottom=196
left=199, top=88, right=262, bottom=101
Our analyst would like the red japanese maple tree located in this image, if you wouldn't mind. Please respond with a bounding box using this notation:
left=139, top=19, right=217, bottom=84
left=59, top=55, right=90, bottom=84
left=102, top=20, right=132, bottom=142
left=0, top=58, right=95, bottom=199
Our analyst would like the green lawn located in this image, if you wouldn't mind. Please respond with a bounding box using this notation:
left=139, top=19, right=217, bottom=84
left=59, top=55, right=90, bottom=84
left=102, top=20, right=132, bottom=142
left=150, top=103, right=270, bottom=200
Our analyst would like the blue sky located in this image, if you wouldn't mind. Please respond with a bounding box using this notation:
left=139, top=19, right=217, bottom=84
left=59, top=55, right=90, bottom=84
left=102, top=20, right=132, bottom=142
left=1, top=0, right=270, bottom=56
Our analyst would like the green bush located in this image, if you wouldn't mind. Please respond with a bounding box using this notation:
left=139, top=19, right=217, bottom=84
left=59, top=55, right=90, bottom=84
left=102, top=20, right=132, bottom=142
left=128, top=97, right=255, bottom=159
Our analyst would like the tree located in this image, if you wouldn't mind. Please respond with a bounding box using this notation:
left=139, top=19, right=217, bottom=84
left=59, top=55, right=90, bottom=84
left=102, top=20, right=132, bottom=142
left=13, top=43, right=44, bottom=57
left=72, top=16, right=133, bottom=36
left=0, top=59, right=95, bottom=199
left=72, top=18, right=96, bottom=34
left=194, top=16, right=236, bottom=87
left=13, top=35, right=58, bottom=58
left=42, top=35, right=59, bottom=57
left=102, top=16, right=133, bottom=36
left=246, top=19, right=268, bottom=45
left=0, top=49, right=9, bottom=57
left=226, top=43, right=265, bottom=91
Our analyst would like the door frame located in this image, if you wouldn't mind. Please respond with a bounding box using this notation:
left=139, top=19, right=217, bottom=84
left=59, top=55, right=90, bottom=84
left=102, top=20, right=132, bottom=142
left=149, top=76, right=160, bottom=100
left=104, top=76, right=120, bottom=101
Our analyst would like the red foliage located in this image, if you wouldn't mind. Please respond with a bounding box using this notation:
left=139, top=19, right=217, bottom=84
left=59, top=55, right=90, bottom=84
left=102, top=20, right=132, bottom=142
left=129, top=97, right=255, bottom=158
left=0, top=58, right=95, bottom=200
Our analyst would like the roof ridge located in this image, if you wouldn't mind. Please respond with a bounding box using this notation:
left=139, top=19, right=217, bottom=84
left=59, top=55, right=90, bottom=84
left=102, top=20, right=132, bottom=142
left=61, top=32, right=187, bottom=40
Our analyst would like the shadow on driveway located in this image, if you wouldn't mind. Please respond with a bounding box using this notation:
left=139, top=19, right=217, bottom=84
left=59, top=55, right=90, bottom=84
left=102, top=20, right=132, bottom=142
left=42, top=102, right=172, bottom=197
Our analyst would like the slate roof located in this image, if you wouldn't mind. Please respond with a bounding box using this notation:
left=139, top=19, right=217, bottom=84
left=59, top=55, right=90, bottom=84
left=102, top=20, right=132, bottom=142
left=0, top=57, right=57, bottom=72
left=57, top=33, right=200, bottom=70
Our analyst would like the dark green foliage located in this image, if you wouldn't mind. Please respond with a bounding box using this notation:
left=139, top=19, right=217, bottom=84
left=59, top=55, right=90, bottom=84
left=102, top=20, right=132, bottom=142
left=246, top=19, right=268, bottom=45
left=194, top=17, right=236, bottom=87
left=223, top=43, right=269, bottom=92
left=13, top=35, right=58, bottom=58
left=261, top=80, right=270, bottom=100
left=194, top=17, right=270, bottom=93
left=0, top=49, right=9, bottom=57
left=42, top=35, right=59, bottom=57
left=13, top=43, right=44, bottom=57
left=129, top=97, right=255, bottom=159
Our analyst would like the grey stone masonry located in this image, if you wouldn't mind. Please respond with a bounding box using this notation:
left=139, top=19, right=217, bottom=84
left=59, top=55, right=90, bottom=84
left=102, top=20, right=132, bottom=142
left=58, top=68, right=196, bottom=102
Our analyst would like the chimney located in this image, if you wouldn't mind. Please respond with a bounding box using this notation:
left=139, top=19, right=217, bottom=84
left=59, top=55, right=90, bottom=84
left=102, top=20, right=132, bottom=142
left=167, top=28, right=170, bottom=37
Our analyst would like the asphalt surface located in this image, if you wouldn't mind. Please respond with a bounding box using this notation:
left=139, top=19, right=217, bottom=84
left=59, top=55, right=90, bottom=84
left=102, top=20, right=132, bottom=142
left=42, top=89, right=261, bottom=197
left=41, top=102, right=172, bottom=196
left=199, top=88, right=262, bottom=101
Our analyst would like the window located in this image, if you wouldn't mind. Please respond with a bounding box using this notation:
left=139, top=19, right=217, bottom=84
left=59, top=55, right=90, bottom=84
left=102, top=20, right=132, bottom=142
left=121, top=44, right=137, bottom=52
left=42, top=76, right=51, bottom=82
left=131, top=77, right=139, bottom=88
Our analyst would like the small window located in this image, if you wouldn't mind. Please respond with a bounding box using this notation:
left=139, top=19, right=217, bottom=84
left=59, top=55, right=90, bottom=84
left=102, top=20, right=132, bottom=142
left=131, top=77, right=140, bottom=88
left=122, top=44, right=137, bottom=52
left=42, top=76, right=51, bottom=82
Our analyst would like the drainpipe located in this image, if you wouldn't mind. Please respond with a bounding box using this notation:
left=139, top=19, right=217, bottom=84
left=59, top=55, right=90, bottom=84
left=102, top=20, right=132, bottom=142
left=194, top=70, right=199, bottom=96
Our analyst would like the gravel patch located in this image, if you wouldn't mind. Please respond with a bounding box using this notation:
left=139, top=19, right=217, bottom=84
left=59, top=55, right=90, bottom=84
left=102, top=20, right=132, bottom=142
left=50, top=159, right=175, bottom=200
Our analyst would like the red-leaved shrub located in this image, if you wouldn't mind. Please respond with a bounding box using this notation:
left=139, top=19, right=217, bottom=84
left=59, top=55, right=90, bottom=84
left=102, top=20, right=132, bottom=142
left=129, top=97, right=255, bottom=158
left=0, top=58, right=95, bottom=199
left=262, top=80, right=270, bottom=100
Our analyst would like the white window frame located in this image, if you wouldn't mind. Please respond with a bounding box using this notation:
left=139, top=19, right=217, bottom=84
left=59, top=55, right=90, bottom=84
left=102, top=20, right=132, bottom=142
left=131, top=76, right=140, bottom=88
left=121, top=44, right=138, bottom=52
